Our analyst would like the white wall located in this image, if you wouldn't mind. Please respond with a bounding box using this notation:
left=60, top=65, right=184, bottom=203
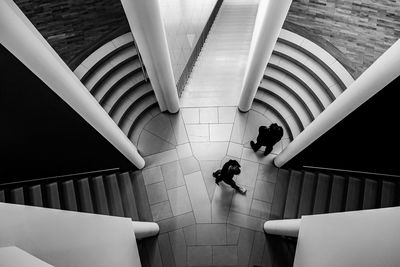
left=294, top=207, right=400, bottom=267
left=0, top=203, right=141, bottom=267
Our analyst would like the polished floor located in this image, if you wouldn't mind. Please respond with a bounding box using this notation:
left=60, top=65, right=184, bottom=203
left=180, top=0, right=259, bottom=107
left=137, top=105, right=285, bottom=266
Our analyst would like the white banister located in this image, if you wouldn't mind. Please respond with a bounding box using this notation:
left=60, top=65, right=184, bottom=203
left=264, top=219, right=301, bottom=237
left=0, top=0, right=145, bottom=169
left=131, top=221, right=160, bottom=239
left=274, top=38, right=400, bottom=167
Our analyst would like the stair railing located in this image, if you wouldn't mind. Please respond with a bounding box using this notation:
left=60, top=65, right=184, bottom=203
left=132, top=36, right=148, bottom=82
left=0, top=167, right=123, bottom=189
left=302, top=165, right=400, bottom=179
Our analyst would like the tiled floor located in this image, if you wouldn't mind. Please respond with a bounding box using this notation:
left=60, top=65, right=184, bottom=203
left=137, top=105, right=288, bottom=266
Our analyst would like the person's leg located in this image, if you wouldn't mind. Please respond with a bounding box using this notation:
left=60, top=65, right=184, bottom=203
left=250, top=139, right=262, bottom=152
left=224, top=179, right=246, bottom=194
left=264, top=145, right=273, bottom=156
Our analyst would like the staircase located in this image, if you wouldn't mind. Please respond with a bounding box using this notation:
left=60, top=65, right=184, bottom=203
left=0, top=171, right=152, bottom=222
left=73, top=32, right=159, bottom=146
left=270, top=168, right=400, bottom=221
left=252, top=29, right=354, bottom=141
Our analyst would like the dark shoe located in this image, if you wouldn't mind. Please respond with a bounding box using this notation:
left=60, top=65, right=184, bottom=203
left=250, top=141, right=257, bottom=152
left=264, top=151, right=270, bottom=156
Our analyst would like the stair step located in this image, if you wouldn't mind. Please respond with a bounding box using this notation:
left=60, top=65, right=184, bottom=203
left=380, top=181, right=396, bottom=208
left=10, top=187, right=25, bottom=205
left=104, top=174, right=125, bottom=217
left=283, top=170, right=303, bottom=219
left=297, top=171, right=316, bottom=217
left=61, top=180, right=78, bottom=211
left=328, top=175, right=346, bottom=213
left=76, top=178, right=94, bottom=213
left=362, top=179, right=378, bottom=210
left=345, top=177, right=362, bottom=211
left=129, top=171, right=153, bottom=221
left=118, top=172, right=139, bottom=220
left=312, top=173, right=331, bottom=214
left=28, top=185, right=43, bottom=207
left=91, top=176, right=110, bottom=215
left=0, top=190, right=5, bottom=202
left=45, top=182, right=61, bottom=209
left=270, top=169, right=291, bottom=220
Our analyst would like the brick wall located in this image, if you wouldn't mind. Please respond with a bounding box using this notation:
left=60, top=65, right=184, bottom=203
left=14, top=0, right=129, bottom=67
left=286, top=0, right=400, bottom=78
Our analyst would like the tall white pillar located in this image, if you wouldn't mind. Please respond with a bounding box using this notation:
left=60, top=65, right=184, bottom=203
left=120, top=0, right=179, bottom=113
left=238, top=0, right=292, bottom=112
left=274, top=39, right=400, bottom=167
left=0, top=0, right=145, bottom=169
left=264, top=219, right=301, bottom=237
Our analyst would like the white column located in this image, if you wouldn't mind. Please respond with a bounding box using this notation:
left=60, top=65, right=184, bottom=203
left=238, top=0, right=292, bottom=112
left=264, top=219, right=301, bottom=237
left=131, top=221, right=160, bottom=240
left=0, top=0, right=145, bottom=169
left=120, top=0, right=179, bottom=113
left=274, top=39, right=400, bottom=167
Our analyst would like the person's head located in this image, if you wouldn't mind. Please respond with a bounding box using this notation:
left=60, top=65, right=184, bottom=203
left=232, top=165, right=241, bottom=175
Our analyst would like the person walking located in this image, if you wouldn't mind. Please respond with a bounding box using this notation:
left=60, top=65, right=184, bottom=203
left=213, top=159, right=247, bottom=194
left=250, top=123, right=283, bottom=156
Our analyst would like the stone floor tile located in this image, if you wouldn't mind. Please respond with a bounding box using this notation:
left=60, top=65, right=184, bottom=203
left=144, top=149, right=179, bottom=168
left=226, top=224, right=241, bottom=245
left=237, top=228, right=255, bottom=265
left=250, top=199, right=271, bottom=220
left=191, top=142, right=229, bottom=161
left=183, top=224, right=197, bottom=246
left=169, top=112, right=189, bottom=145
left=186, top=124, right=209, bottom=142
left=257, top=163, right=279, bottom=183
left=151, top=201, right=173, bottom=221
left=159, top=212, right=196, bottom=234
left=145, top=113, right=176, bottom=145
left=210, top=124, right=233, bottom=141
left=200, top=107, right=218, bottom=123
left=168, top=186, right=193, bottom=216
left=230, top=186, right=254, bottom=215
left=142, top=166, right=164, bottom=185
left=230, top=110, right=249, bottom=144
left=248, top=231, right=266, bottom=267
left=212, top=246, right=238, bottom=266
left=180, top=156, right=201, bottom=175
left=176, top=143, right=193, bottom=159
left=169, top=229, right=187, bottom=267
left=187, top=246, right=212, bottom=266
left=158, top=233, right=176, bottom=267
left=185, top=171, right=212, bottom=223
left=146, top=181, right=168, bottom=205
left=236, top=160, right=259, bottom=188
left=196, top=224, right=226, bottom=245
left=181, top=108, right=200, bottom=124
left=227, top=211, right=265, bottom=232
left=218, top=106, right=237, bottom=123
left=138, top=130, right=175, bottom=156
left=253, top=180, right=275, bottom=203
left=227, top=142, right=243, bottom=159
left=199, top=160, right=221, bottom=201
left=161, top=161, right=185, bottom=189
left=241, top=148, right=276, bottom=165
left=212, top=184, right=234, bottom=223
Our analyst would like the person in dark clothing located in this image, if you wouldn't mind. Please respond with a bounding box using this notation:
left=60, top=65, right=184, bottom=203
left=250, top=123, right=284, bottom=156
left=213, top=159, right=247, bottom=194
